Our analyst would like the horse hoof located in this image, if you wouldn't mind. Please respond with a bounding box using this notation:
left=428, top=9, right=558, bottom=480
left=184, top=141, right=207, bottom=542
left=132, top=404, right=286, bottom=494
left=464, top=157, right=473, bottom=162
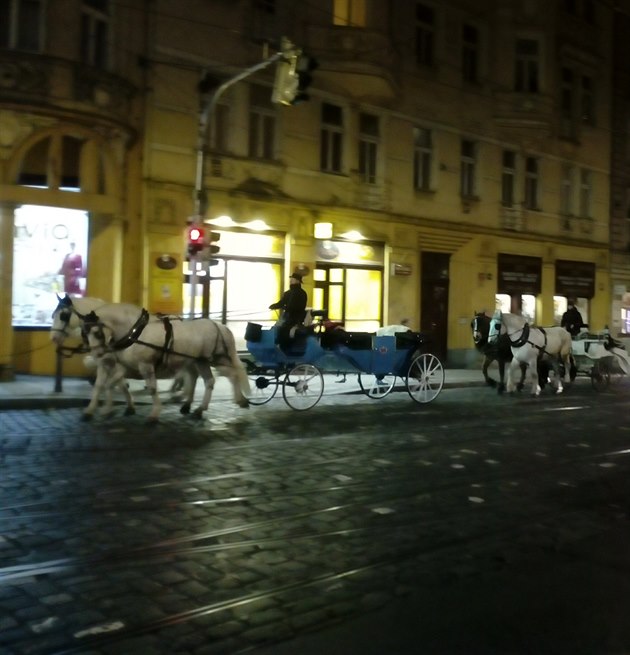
left=81, top=413, right=93, bottom=422
left=124, top=407, right=136, bottom=416
left=180, top=404, right=191, bottom=415
left=487, top=379, right=497, bottom=388
left=191, top=409, right=203, bottom=420
left=237, top=399, right=250, bottom=408
left=556, top=387, right=564, bottom=395
left=516, top=383, right=524, bottom=391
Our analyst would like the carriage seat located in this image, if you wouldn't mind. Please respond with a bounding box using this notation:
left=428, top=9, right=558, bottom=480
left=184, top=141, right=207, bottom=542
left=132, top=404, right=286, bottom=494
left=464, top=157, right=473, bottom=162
left=394, top=331, right=429, bottom=350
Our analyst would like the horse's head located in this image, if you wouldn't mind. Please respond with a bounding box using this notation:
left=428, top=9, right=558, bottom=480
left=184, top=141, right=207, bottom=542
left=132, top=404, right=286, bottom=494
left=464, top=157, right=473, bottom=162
left=487, top=310, right=504, bottom=344
left=50, top=294, right=76, bottom=345
left=471, top=312, right=490, bottom=348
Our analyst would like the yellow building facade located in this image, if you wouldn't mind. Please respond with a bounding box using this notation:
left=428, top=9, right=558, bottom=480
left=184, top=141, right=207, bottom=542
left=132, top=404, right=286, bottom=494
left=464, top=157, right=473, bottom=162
left=0, top=0, right=623, bottom=377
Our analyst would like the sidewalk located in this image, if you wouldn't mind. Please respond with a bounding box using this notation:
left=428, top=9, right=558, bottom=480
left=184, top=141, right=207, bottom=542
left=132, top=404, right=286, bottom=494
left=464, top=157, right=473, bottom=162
left=0, top=368, right=486, bottom=410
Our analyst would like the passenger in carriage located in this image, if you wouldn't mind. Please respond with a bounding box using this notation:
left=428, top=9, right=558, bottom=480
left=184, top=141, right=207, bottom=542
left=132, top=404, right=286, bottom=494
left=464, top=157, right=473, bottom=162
left=561, top=299, right=585, bottom=337
left=269, top=273, right=308, bottom=347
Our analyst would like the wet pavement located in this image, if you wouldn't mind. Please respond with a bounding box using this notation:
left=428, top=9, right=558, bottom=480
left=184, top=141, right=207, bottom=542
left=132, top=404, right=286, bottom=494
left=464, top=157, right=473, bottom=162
left=2, top=372, right=630, bottom=654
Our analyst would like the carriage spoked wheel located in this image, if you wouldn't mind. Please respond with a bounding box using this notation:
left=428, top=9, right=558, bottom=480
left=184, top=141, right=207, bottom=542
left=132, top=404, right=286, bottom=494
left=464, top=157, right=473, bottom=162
left=247, top=371, right=280, bottom=405
left=358, top=373, right=396, bottom=399
left=591, top=360, right=611, bottom=392
left=282, top=364, right=324, bottom=410
left=406, top=353, right=445, bottom=404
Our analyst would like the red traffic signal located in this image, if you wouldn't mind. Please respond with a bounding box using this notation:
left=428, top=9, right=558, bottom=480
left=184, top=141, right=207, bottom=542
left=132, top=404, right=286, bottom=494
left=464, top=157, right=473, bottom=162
left=187, top=225, right=205, bottom=255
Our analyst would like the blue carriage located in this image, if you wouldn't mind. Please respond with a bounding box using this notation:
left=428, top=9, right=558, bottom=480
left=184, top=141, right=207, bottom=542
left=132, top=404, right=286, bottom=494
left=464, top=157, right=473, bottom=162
left=244, top=311, right=445, bottom=410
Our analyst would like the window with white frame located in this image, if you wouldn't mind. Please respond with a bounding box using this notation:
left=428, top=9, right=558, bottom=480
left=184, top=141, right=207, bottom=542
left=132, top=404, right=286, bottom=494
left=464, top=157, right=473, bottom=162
left=560, top=164, right=574, bottom=215
left=501, top=150, right=516, bottom=207
left=358, top=112, right=379, bottom=184
left=515, top=38, right=539, bottom=93
left=81, top=0, right=110, bottom=69
left=0, top=0, right=44, bottom=51
left=524, top=156, right=539, bottom=209
left=462, top=23, right=479, bottom=84
left=415, top=3, right=435, bottom=66
left=248, top=84, right=276, bottom=160
left=579, top=169, right=592, bottom=218
left=413, top=127, right=432, bottom=191
left=333, top=0, right=366, bottom=27
left=320, top=103, right=344, bottom=173
left=460, top=139, right=476, bottom=197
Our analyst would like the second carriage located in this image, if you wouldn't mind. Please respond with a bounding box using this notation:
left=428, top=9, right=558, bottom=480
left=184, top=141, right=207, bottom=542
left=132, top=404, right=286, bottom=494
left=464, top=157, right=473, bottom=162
left=243, top=312, right=445, bottom=410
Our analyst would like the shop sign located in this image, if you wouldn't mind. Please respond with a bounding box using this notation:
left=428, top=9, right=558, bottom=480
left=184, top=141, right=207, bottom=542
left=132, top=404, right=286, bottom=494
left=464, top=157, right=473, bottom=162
left=497, top=254, right=541, bottom=294
left=555, top=260, right=595, bottom=299
left=317, top=240, right=384, bottom=266
left=391, top=263, right=412, bottom=276
left=149, top=252, right=183, bottom=314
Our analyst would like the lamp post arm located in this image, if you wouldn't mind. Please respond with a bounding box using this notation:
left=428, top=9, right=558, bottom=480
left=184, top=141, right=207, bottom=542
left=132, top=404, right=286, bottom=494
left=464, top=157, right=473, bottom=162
left=193, top=52, right=284, bottom=217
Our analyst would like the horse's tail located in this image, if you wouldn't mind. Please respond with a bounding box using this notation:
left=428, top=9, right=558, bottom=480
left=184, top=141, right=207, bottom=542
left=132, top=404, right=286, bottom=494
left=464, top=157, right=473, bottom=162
left=219, top=323, right=250, bottom=394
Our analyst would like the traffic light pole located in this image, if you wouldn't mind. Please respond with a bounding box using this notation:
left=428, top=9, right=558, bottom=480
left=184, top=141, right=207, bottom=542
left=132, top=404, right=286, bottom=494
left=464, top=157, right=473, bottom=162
left=189, top=50, right=285, bottom=318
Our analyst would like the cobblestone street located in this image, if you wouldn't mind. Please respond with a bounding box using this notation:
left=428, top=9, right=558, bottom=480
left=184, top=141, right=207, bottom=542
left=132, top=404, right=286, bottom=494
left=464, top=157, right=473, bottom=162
left=2, top=385, right=630, bottom=654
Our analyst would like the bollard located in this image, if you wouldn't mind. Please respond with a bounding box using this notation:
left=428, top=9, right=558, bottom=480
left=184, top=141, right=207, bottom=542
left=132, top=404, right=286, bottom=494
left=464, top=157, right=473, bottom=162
left=54, top=348, right=63, bottom=393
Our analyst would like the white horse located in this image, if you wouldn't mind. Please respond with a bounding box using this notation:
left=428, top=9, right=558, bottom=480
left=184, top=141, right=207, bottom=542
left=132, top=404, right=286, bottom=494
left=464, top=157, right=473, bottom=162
left=74, top=302, right=250, bottom=421
left=488, top=310, right=573, bottom=396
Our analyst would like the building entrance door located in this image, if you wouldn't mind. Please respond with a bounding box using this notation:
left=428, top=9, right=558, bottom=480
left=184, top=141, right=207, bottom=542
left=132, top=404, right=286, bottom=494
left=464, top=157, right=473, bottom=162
left=420, top=252, right=450, bottom=363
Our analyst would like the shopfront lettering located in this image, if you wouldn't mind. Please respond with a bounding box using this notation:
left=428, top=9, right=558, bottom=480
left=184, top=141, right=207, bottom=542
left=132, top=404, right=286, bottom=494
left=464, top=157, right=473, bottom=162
left=14, top=222, right=70, bottom=241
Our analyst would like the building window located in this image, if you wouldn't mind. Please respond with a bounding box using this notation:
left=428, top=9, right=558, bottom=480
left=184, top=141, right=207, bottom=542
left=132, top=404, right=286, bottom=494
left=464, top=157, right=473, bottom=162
left=581, top=75, right=594, bottom=125
left=253, top=0, right=275, bottom=12
left=515, top=38, right=539, bottom=93
left=320, top=103, right=344, bottom=173
left=413, top=127, right=432, bottom=191
left=460, top=139, right=476, bottom=197
left=560, top=67, right=575, bottom=137
left=501, top=150, right=516, bottom=207
left=415, top=3, right=435, bottom=66
left=81, top=0, right=110, bottom=69
left=0, top=0, right=44, bottom=51
left=333, top=0, right=366, bottom=27
left=248, top=84, right=276, bottom=160
left=358, top=112, right=379, bottom=184
left=579, top=169, right=592, bottom=218
left=462, top=24, right=479, bottom=83
left=524, top=156, right=539, bottom=209
left=560, top=164, right=574, bottom=215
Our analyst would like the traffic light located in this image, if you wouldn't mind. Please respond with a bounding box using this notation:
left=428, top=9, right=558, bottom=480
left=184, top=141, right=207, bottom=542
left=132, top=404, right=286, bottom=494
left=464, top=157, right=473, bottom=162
left=187, top=225, right=205, bottom=256
left=208, top=231, right=220, bottom=266
left=271, top=45, right=318, bottom=106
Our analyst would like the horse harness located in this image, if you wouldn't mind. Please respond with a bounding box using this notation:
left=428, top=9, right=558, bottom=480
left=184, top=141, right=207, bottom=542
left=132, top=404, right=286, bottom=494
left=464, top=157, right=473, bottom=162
left=80, top=308, right=231, bottom=368
left=500, top=321, right=550, bottom=359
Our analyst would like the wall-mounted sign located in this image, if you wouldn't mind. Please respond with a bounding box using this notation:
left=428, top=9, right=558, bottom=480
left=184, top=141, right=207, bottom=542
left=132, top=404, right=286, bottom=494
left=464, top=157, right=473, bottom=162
left=555, top=260, right=595, bottom=299
left=497, top=253, right=542, bottom=295
left=391, top=263, right=412, bottom=276
left=149, top=252, right=182, bottom=314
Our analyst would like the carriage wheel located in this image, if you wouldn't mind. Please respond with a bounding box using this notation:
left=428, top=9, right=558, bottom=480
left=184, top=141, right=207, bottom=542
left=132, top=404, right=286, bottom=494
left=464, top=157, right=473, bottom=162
left=247, top=371, right=280, bottom=405
left=406, top=353, right=444, bottom=404
left=358, top=373, right=396, bottom=399
left=282, top=364, right=324, bottom=410
left=591, top=361, right=610, bottom=392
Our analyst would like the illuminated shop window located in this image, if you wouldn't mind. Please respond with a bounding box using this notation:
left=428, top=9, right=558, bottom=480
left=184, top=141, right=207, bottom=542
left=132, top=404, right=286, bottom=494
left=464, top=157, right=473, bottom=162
left=12, top=205, right=89, bottom=327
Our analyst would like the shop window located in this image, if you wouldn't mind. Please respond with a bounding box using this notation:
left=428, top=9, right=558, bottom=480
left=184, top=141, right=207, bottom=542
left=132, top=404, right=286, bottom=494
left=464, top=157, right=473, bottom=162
left=495, top=293, right=536, bottom=324
left=12, top=205, right=89, bottom=327
left=554, top=295, right=589, bottom=328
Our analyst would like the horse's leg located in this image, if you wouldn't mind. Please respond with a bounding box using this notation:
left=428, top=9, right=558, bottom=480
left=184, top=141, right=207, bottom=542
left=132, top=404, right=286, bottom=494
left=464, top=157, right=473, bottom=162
left=482, top=356, right=496, bottom=388
left=215, top=362, right=250, bottom=408
left=191, top=362, right=215, bottom=420
left=82, top=361, right=106, bottom=421
left=516, top=362, right=526, bottom=392
left=179, top=366, right=197, bottom=415
left=528, top=355, right=541, bottom=396
left=497, top=358, right=505, bottom=394
left=506, top=359, right=521, bottom=393
left=139, top=363, right=161, bottom=422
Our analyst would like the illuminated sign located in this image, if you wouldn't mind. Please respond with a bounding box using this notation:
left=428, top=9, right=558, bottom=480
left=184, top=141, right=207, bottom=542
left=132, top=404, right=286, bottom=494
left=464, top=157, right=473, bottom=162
left=12, top=205, right=89, bottom=327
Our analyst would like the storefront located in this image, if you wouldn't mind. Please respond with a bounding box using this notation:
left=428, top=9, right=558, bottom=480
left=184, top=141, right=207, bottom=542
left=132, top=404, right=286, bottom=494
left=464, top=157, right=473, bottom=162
left=496, top=253, right=542, bottom=323
left=554, top=259, right=596, bottom=326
